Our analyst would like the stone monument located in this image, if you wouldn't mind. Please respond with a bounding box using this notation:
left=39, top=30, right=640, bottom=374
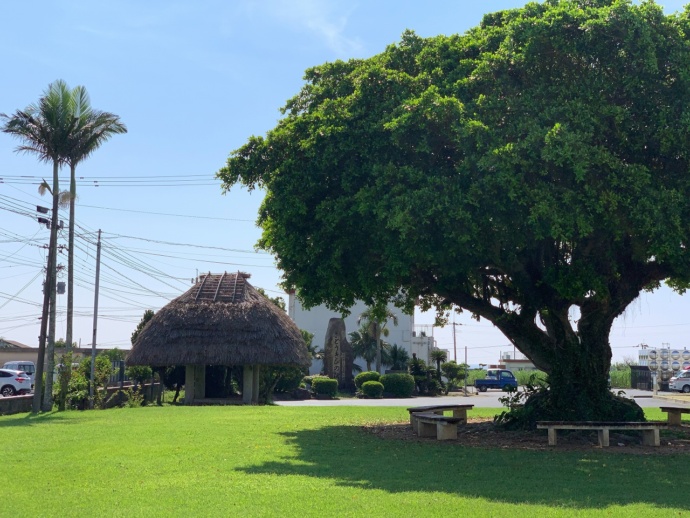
left=323, top=318, right=354, bottom=391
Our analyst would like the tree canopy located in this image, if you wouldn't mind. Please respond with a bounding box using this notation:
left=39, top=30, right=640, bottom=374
left=219, top=0, right=690, bottom=421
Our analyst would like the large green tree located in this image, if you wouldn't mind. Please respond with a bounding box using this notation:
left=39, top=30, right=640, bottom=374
left=219, top=0, right=690, bottom=422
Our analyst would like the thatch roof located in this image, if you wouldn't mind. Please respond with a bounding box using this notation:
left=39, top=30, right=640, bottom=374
left=126, top=272, right=309, bottom=368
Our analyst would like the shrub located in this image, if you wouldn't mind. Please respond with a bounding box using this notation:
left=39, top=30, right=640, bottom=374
left=514, top=370, right=547, bottom=386
left=380, top=373, right=414, bottom=398
left=303, top=374, right=329, bottom=386
left=354, top=371, right=380, bottom=389
left=609, top=368, right=631, bottom=389
left=311, top=377, right=338, bottom=398
left=361, top=381, right=384, bottom=399
left=274, top=366, right=304, bottom=393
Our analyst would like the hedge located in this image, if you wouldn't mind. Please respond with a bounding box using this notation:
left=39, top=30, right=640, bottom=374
left=311, top=377, right=338, bottom=398
left=355, top=371, right=380, bottom=389
left=380, top=373, right=415, bottom=398
left=361, top=381, right=384, bottom=399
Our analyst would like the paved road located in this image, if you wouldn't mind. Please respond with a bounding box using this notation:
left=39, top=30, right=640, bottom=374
left=276, top=388, right=690, bottom=409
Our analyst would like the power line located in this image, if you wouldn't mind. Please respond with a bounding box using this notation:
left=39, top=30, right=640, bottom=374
left=78, top=203, right=254, bottom=222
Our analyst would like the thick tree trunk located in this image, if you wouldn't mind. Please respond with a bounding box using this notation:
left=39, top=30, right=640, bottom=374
left=510, top=308, right=643, bottom=424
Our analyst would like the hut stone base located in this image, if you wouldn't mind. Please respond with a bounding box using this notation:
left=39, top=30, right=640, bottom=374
left=242, top=364, right=260, bottom=404
left=185, top=365, right=206, bottom=404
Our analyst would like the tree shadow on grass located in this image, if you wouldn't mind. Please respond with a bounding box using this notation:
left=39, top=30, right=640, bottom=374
left=239, top=424, right=689, bottom=510
left=0, top=411, right=84, bottom=428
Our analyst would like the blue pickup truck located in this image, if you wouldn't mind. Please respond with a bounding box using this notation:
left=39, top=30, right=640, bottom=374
left=474, top=369, right=518, bottom=392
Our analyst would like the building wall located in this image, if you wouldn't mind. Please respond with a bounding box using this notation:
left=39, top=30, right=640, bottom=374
left=287, top=293, right=413, bottom=374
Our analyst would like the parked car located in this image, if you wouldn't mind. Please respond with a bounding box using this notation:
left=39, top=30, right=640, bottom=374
left=669, top=369, right=690, bottom=393
left=0, top=368, right=33, bottom=397
left=3, top=361, right=36, bottom=387
left=474, top=369, right=518, bottom=392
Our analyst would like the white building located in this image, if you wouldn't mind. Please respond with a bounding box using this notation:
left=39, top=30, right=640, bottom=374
left=287, top=292, right=436, bottom=374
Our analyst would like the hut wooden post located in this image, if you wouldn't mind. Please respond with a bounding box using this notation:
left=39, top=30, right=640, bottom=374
left=251, top=364, right=260, bottom=404
left=243, top=365, right=253, bottom=404
left=194, top=365, right=206, bottom=400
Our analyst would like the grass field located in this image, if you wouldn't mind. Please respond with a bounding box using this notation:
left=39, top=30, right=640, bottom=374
left=2, top=406, right=688, bottom=517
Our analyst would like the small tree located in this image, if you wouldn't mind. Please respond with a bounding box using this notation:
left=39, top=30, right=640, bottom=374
left=429, top=349, right=448, bottom=382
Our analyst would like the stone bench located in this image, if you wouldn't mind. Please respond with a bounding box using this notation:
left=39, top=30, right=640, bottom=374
left=659, top=406, right=690, bottom=426
left=407, top=404, right=474, bottom=434
left=414, top=412, right=464, bottom=440
left=536, top=421, right=668, bottom=447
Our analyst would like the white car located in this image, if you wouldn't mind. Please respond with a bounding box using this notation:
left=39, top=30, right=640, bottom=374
left=669, top=369, right=690, bottom=393
left=0, top=369, right=33, bottom=397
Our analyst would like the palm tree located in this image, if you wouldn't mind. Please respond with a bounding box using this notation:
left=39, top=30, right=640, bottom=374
left=358, top=304, right=399, bottom=373
left=387, top=344, right=410, bottom=371
left=302, top=329, right=324, bottom=367
left=430, top=348, right=448, bottom=381
left=349, top=326, right=377, bottom=371
left=62, top=87, right=126, bottom=361
left=1, top=80, right=77, bottom=412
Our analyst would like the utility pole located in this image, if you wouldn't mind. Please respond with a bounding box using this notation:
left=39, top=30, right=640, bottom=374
left=464, top=343, right=468, bottom=396
left=33, top=243, right=51, bottom=414
left=89, top=230, right=102, bottom=408
left=450, top=322, right=462, bottom=362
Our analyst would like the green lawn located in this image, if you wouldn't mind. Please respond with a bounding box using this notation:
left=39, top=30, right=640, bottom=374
left=2, top=406, right=688, bottom=517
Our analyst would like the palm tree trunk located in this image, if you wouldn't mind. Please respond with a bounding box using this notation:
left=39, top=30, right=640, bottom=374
left=59, top=164, right=76, bottom=411
left=43, top=159, right=60, bottom=411
left=65, top=164, right=75, bottom=350
left=375, top=322, right=381, bottom=374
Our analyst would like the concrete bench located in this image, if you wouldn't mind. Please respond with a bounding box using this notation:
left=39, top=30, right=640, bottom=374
left=659, top=406, right=690, bottom=426
left=536, top=421, right=668, bottom=447
left=414, top=412, right=464, bottom=440
left=407, top=404, right=474, bottom=433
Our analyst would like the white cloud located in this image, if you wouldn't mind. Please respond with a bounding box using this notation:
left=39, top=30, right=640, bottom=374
left=240, top=0, right=363, bottom=56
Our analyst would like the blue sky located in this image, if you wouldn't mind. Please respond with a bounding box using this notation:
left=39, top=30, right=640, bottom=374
left=1, top=0, right=689, bottom=365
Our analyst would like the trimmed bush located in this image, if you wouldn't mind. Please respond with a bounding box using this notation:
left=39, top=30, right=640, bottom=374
left=361, top=381, right=384, bottom=399
left=354, top=371, right=380, bottom=389
left=380, top=373, right=415, bottom=398
left=311, top=377, right=338, bottom=398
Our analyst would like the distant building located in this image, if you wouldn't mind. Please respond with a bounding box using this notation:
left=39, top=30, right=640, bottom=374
left=0, top=338, right=37, bottom=366
left=287, top=293, right=436, bottom=374
left=499, top=351, right=536, bottom=371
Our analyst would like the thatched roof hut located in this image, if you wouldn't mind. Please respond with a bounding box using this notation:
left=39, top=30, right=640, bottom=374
left=126, top=272, right=309, bottom=404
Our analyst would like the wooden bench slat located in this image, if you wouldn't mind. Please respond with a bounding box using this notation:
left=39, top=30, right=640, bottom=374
left=536, top=421, right=666, bottom=447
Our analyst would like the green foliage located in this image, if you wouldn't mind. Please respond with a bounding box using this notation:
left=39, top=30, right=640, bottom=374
left=256, top=287, right=286, bottom=311
left=163, top=366, right=185, bottom=403
left=78, top=353, right=113, bottom=408
left=407, top=358, right=441, bottom=396
left=379, top=373, right=414, bottom=398
left=387, top=344, right=410, bottom=370
left=349, top=326, right=378, bottom=371
left=125, top=365, right=153, bottom=385
left=361, top=380, right=384, bottom=399
left=104, top=348, right=125, bottom=362
left=131, top=310, right=154, bottom=345
left=274, top=366, right=305, bottom=393
left=311, top=377, right=338, bottom=398
left=217, top=0, right=690, bottom=421
left=117, top=385, right=144, bottom=408
left=609, top=367, right=631, bottom=389
left=514, top=370, right=547, bottom=386
left=440, top=361, right=468, bottom=393
left=429, top=349, right=448, bottom=377
left=354, top=370, right=380, bottom=389
left=303, top=374, right=329, bottom=386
